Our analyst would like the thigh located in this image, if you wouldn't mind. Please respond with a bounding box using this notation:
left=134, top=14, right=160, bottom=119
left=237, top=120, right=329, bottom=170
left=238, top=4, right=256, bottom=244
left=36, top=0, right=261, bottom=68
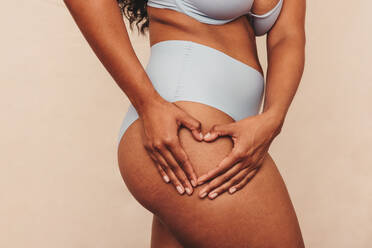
left=118, top=101, right=304, bottom=248
left=151, top=215, right=183, bottom=248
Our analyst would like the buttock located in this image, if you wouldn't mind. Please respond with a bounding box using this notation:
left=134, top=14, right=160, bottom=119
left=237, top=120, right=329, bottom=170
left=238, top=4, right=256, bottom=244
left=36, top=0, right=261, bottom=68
left=116, top=40, right=305, bottom=247
left=117, top=100, right=304, bottom=247
left=117, top=39, right=264, bottom=146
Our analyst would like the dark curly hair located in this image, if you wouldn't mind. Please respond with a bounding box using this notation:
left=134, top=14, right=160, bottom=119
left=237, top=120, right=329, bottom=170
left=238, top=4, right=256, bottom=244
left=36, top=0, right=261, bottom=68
left=117, top=0, right=149, bottom=35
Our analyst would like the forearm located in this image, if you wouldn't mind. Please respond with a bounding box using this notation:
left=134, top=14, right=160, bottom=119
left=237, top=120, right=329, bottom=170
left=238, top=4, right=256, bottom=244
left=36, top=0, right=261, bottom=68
left=262, top=34, right=305, bottom=127
left=64, top=0, right=160, bottom=114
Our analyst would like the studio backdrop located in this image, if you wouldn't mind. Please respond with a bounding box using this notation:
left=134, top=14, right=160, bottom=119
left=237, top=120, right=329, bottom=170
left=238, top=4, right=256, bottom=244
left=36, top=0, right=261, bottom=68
left=1, top=0, right=371, bottom=247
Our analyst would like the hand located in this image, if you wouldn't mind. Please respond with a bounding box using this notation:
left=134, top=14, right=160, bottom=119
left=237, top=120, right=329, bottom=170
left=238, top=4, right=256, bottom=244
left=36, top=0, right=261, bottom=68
left=139, top=98, right=203, bottom=196
left=197, top=111, right=283, bottom=199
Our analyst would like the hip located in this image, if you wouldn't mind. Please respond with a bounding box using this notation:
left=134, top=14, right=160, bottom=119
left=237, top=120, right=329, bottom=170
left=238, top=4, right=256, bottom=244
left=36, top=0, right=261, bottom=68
left=117, top=39, right=265, bottom=145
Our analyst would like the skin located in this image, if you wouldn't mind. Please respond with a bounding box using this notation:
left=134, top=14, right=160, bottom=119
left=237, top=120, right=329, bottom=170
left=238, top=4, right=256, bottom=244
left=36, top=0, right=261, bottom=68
left=118, top=101, right=304, bottom=247
left=197, top=0, right=306, bottom=199
left=64, top=0, right=204, bottom=195
left=64, top=0, right=306, bottom=246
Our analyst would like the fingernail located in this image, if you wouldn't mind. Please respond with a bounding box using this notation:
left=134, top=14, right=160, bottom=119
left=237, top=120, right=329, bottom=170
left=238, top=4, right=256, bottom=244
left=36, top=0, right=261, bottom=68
left=197, top=175, right=207, bottom=184
left=199, top=191, right=207, bottom=198
left=163, top=175, right=170, bottom=183
left=229, top=187, right=237, bottom=194
left=191, top=179, right=197, bottom=187
left=199, top=132, right=203, bottom=140
left=209, top=192, right=218, bottom=199
left=204, top=132, right=210, bottom=139
left=177, top=185, right=184, bottom=194
left=185, top=187, right=192, bottom=195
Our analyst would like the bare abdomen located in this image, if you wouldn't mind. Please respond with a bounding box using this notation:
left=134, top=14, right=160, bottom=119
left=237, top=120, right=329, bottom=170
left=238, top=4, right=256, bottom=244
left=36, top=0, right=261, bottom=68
left=117, top=101, right=304, bottom=248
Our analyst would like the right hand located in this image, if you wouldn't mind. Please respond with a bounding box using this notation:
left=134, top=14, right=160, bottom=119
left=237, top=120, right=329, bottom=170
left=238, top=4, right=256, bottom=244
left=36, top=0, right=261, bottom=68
left=138, top=98, right=204, bottom=195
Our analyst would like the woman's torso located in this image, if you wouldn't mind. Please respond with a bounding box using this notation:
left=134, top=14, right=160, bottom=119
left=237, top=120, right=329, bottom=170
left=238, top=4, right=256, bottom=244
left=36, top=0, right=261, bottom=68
left=147, top=0, right=282, bottom=76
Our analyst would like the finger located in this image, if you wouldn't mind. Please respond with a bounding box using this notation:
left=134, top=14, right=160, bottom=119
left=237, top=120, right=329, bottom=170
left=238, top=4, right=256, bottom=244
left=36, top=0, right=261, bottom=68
left=215, top=166, right=257, bottom=197
left=203, top=123, right=235, bottom=142
left=205, top=165, right=256, bottom=199
left=148, top=152, right=170, bottom=183
left=167, top=141, right=198, bottom=187
left=155, top=161, right=170, bottom=183
left=153, top=150, right=185, bottom=195
left=198, top=161, right=244, bottom=198
left=179, top=114, right=203, bottom=141
left=197, top=149, right=242, bottom=185
left=160, top=148, right=194, bottom=195
left=229, top=167, right=259, bottom=194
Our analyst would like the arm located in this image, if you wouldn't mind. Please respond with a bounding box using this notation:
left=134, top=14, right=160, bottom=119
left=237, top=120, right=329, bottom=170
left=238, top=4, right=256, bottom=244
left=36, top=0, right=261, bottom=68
left=63, top=0, right=157, bottom=114
left=263, top=0, right=306, bottom=127
left=64, top=0, right=204, bottom=195
left=196, top=0, right=306, bottom=199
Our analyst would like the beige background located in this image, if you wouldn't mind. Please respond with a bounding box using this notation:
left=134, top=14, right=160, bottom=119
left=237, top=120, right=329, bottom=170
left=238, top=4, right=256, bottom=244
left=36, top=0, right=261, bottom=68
left=1, top=0, right=371, bottom=247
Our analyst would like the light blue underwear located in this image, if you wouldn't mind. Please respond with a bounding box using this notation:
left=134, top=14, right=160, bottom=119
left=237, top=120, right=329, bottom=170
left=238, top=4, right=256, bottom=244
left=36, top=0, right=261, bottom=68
left=117, top=40, right=264, bottom=145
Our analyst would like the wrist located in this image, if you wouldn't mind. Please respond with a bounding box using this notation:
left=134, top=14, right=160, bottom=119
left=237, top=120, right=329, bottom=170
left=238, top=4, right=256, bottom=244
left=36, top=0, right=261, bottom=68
left=263, top=105, right=286, bottom=122
left=135, top=91, right=166, bottom=116
left=261, top=108, right=286, bottom=135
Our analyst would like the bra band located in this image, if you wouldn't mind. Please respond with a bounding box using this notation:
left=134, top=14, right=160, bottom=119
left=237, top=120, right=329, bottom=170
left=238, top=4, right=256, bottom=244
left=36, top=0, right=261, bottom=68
left=147, top=0, right=284, bottom=36
left=248, top=0, right=284, bottom=36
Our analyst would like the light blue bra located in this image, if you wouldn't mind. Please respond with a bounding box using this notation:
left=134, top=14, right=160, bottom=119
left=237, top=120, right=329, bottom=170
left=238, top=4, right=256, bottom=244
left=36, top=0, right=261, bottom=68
left=147, top=0, right=283, bottom=36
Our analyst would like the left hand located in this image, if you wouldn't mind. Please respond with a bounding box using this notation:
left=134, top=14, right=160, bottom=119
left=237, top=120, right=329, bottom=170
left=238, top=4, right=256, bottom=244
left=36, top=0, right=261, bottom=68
left=197, top=111, right=283, bottom=199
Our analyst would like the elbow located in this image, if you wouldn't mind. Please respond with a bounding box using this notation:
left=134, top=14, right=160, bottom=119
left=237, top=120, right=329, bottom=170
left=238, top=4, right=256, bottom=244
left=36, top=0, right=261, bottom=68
left=266, top=29, right=306, bottom=70
left=267, top=29, right=306, bottom=53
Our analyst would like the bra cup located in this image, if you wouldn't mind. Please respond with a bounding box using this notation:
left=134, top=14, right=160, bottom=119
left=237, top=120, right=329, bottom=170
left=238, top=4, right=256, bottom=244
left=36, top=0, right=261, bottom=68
left=249, top=0, right=284, bottom=36
left=176, top=0, right=253, bottom=21
left=148, top=0, right=283, bottom=35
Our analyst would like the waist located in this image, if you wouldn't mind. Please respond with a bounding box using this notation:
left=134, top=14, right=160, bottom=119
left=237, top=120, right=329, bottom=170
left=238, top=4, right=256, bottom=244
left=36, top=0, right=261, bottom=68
left=144, top=40, right=265, bottom=121
left=147, top=6, right=263, bottom=75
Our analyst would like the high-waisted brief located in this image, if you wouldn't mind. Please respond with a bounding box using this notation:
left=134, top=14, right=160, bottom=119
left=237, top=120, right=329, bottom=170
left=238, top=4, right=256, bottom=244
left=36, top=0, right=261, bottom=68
left=117, top=40, right=264, bottom=145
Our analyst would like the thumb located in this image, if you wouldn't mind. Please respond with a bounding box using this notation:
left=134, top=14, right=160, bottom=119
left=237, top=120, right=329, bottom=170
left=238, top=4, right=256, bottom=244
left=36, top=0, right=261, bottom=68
left=179, top=114, right=203, bottom=141
left=203, top=123, right=235, bottom=142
